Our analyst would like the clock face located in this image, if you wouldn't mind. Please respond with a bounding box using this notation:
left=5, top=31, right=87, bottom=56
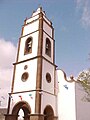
left=46, top=73, right=51, bottom=83
left=21, top=72, right=29, bottom=82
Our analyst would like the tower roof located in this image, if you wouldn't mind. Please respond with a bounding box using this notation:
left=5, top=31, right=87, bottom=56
left=24, top=7, right=52, bottom=26
left=32, top=7, right=46, bottom=17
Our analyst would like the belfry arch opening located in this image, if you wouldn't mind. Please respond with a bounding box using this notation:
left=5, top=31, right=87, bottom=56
left=44, top=105, right=54, bottom=120
left=45, top=38, right=51, bottom=57
left=12, top=101, right=31, bottom=120
left=24, top=37, right=33, bottom=54
left=18, top=109, right=24, bottom=120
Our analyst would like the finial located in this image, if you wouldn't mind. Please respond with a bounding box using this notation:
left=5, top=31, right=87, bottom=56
left=32, top=10, right=35, bottom=13
left=70, top=75, right=74, bottom=80
left=24, top=17, right=28, bottom=25
left=38, top=4, right=42, bottom=8
left=38, top=4, right=42, bottom=11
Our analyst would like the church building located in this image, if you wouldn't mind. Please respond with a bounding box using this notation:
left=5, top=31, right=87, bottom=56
left=5, top=7, right=76, bottom=120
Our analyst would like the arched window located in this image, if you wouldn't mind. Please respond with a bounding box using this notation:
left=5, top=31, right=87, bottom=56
left=45, top=38, right=51, bottom=57
left=24, top=37, right=33, bottom=55
left=44, top=105, right=54, bottom=120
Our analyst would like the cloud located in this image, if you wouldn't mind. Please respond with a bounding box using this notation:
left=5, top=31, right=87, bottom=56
left=76, top=0, right=90, bottom=28
left=0, top=38, right=16, bottom=69
left=81, top=2, right=90, bottom=28
left=0, top=38, right=17, bottom=108
left=76, top=0, right=85, bottom=8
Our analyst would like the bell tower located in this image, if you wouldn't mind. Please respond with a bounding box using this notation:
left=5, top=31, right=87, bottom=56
left=5, top=7, right=58, bottom=120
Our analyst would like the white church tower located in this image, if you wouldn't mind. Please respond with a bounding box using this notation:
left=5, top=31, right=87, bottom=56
left=5, top=7, right=58, bottom=120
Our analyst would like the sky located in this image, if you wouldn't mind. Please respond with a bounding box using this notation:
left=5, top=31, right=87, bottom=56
left=0, top=0, right=90, bottom=108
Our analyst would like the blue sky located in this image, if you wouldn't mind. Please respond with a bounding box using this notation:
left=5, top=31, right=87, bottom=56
left=0, top=0, right=90, bottom=76
left=0, top=0, right=90, bottom=107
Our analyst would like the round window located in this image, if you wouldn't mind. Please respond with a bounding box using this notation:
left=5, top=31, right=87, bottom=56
left=46, top=73, right=51, bottom=83
left=24, top=65, right=28, bottom=70
left=21, top=72, right=29, bottom=82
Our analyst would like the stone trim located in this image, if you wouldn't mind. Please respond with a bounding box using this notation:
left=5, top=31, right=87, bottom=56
left=5, top=114, right=19, bottom=120
left=29, top=113, right=45, bottom=116
left=29, top=113, right=45, bottom=120
left=24, top=18, right=39, bottom=26
left=43, top=16, right=52, bottom=28
left=11, top=65, right=16, bottom=93
left=16, top=38, right=21, bottom=63
left=9, top=89, right=57, bottom=96
left=13, top=56, right=39, bottom=65
left=54, top=67, right=56, bottom=95
left=9, top=89, right=41, bottom=95
left=7, top=95, right=11, bottom=114
left=20, top=29, right=39, bottom=39
left=13, top=56, right=57, bottom=67
left=43, top=29, right=55, bottom=41
left=20, top=29, right=55, bottom=41
left=23, top=12, right=52, bottom=28
left=54, top=116, right=58, bottom=120
left=52, top=27, right=55, bottom=64
left=42, top=56, right=57, bottom=67
left=21, top=25, right=24, bottom=36
left=35, top=11, right=43, bottom=114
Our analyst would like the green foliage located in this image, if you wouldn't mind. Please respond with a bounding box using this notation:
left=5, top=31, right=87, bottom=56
left=77, top=69, right=90, bottom=101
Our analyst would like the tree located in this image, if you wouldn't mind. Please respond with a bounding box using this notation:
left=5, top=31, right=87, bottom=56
left=77, top=69, right=90, bottom=101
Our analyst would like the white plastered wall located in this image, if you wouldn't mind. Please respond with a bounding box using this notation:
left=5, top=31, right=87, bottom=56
left=56, top=69, right=76, bottom=120
left=43, top=16, right=51, bottom=26
left=13, top=59, right=37, bottom=92
left=42, top=32, right=54, bottom=63
left=18, top=31, right=39, bottom=62
left=41, top=59, right=58, bottom=116
left=10, top=59, right=38, bottom=114
left=23, top=20, right=39, bottom=36
left=26, top=15, right=39, bottom=25
left=9, top=91, right=36, bottom=114
left=41, top=92, right=58, bottom=116
left=43, top=21, right=52, bottom=37
left=42, top=59, right=55, bottom=94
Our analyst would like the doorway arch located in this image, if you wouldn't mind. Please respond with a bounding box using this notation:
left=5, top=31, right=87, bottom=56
left=12, top=101, right=31, bottom=120
left=44, top=105, right=54, bottom=120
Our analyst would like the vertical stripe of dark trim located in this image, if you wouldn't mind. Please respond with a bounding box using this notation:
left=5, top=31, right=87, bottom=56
left=35, top=11, right=43, bottom=114
left=52, top=27, right=55, bottom=64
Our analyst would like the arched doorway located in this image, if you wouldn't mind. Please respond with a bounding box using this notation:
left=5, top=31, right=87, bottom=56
left=18, top=109, right=24, bottom=120
left=44, top=105, right=54, bottom=120
left=12, top=101, right=31, bottom=120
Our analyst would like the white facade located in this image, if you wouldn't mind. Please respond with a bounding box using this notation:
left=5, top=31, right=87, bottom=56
left=7, top=7, right=58, bottom=120
left=56, top=69, right=76, bottom=120
left=4, top=6, right=90, bottom=120
left=13, top=59, right=37, bottom=92
left=6, top=7, right=78, bottom=120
